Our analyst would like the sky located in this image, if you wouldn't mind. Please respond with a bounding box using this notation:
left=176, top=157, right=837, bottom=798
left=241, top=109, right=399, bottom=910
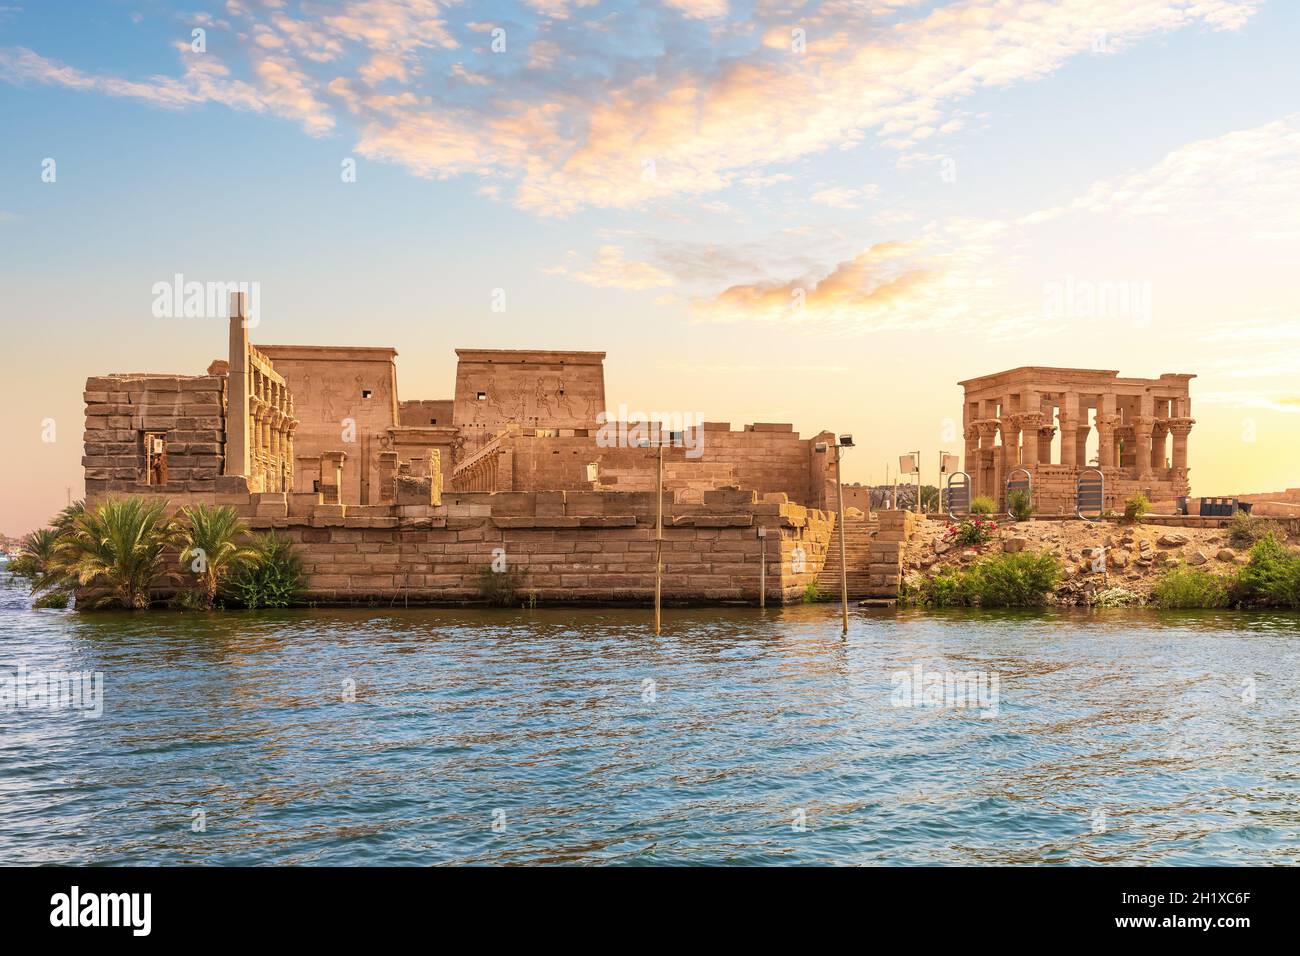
left=1, top=0, right=1298, bottom=535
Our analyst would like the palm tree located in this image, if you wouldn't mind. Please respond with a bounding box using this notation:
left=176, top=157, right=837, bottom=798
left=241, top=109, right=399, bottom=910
left=56, top=497, right=177, bottom=610
left=175, top=503, right=256, bottom=610
left=9, top=528, right=66, bottom=593
left=51, top=499, right=85, bottom=535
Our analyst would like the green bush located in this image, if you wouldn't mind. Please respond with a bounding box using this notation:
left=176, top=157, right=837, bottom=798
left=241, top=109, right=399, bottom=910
left=223, top=532, right=305, bottom=609
left=970, top=496, right=996, bottom=515
left=1123, top=493, right=1150, bottom=523
left=1234, top=533, right=1300, bottom=608
left=1007, top=488, right=1035, bottom=521
left=1227, top=512, right=1281, bottom=548
left=964, top=551, right=1059, bottom=606
left=917, top=570, right=968, bottom=607
left=32, top=591, right=71, bottom=609
left=913, top=551, right=1059, bottom=607
left=1152, top=566, right=1232, bottom=609
left=802, top=581, right=820, bottom=603
left=477, top=562, right=530, bottom=606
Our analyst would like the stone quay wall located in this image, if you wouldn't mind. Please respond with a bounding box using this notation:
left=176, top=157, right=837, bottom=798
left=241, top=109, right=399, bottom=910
left=85, top=483, right=836, bottom=606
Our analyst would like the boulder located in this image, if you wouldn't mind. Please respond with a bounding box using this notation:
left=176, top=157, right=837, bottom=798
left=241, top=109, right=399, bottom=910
left=1003, top=537, right=1028, bottom=553
left=1187, top=550, right=1209, bottom=566
left=1216, top=548, right=1238, bottom=563
left=1158, top=532, right=1190, bottom=547
left=1111, top=550, right=1131, bottom=569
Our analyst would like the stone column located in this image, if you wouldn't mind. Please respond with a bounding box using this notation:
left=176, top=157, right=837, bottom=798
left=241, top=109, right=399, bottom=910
left=1095, top=414, right=1117, bottom=468
left=1074, top=425, right=1091, bottom=468
left=1168, top=418, right=1194, bottom=470
left=1019, top=413, right=1043, bottom=470
left=1038, top=425, right=1056, bottom=464
left=225, top=297, right=251, bottom=478
left=1150, top=420, right=1169, bottom=472
left=320, top=451, right=346, bottom=505
left=963, top=424, right=980, bottom=488
left=1132, top=415, right=1154, bottom=480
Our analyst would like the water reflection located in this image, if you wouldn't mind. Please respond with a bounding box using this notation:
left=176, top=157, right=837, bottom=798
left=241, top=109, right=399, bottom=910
left=1, top=593, right=1297, bottom=865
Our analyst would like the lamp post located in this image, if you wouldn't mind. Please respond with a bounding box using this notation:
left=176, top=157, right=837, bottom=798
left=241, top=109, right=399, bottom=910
left=815, top=434, right=854, bottom=636
left=637, top=431, right=682, bottom=635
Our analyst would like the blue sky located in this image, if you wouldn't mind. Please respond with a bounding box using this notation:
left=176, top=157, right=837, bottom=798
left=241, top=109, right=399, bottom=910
left=2, top=0, right=1298, bottom=532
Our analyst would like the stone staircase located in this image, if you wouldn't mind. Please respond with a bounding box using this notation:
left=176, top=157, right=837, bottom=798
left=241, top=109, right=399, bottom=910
left=816, top=516, right=877, bottom=599
left=816, top=510, right=918, bottom=601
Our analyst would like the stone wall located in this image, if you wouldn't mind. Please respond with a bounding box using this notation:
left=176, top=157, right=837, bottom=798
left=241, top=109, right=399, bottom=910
left=256, top=345, right=400, bottom=505
left=463, top=422, right=836, bottom=509
left=84, top=484, right=834, bottom=606
left=452, top=349, right=606, bottom=454
left=83, top=374, right=227, bottom=495
left=399, top=399, right=454, bottom=427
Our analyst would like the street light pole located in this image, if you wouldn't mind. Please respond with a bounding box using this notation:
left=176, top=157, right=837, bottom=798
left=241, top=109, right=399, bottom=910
left=655, top=440, right=663, bottom=635
left=834, top=444, right=848, bottom=635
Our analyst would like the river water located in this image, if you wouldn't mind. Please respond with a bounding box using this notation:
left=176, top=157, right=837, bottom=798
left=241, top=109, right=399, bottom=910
left=1, top=580, right=1296, bottom=865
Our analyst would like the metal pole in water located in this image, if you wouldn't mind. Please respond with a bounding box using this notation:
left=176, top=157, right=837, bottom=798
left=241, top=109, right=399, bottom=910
left=655, top=441, right=663, bottom=635
left=835, top=445, right=848, bottom=636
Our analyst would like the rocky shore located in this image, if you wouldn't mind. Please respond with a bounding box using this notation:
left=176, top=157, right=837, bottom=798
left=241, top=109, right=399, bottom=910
left=903, top=519, right=1250, bottom=606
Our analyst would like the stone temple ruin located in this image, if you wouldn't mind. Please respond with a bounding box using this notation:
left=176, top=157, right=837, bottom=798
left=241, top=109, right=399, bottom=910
left=960, top=367, right=1195, bottom=514
left=80, top=297, right=858, bottom=605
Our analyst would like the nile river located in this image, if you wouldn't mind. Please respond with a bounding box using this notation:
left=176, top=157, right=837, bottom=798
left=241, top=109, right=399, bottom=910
left=1, top=581, right=1297, bottom=865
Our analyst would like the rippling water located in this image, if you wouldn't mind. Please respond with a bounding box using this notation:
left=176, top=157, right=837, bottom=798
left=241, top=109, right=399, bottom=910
left=1, top=577, right=1297, bottom=865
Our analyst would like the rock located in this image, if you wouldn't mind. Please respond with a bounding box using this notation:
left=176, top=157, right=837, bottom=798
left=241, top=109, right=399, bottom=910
left=1187, top=550, right=1209, bottom=566
left=1216, top=548, right=1237, bottom=563
left=1003, top=537, right=1028, bottom=553
left=1111, top=550, right=1131, bottom=569
left=1158, top=532, right=1190, bottom=547
left=1138, top=538, right=1153, bottom=552
left=961, top=550, right=978, bottom=562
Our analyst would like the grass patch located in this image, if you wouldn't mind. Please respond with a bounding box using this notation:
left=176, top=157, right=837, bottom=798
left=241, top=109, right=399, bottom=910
left=970, top=496, right=996, bottom=515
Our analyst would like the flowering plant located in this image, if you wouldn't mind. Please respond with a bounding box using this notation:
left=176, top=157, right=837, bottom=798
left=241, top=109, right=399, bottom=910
left=945, top=516, right=999, bottom=547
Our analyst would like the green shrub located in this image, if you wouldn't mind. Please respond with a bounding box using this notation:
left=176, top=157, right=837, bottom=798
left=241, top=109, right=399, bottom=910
left=963, top=550, right=1059, bottom=606
left=223, top=532, right=305, bottom=609
left=917, top=571, right=968, bottom=607
left=1152, top=566, right=1232, bottom=609
left=32, top=591, right=71, bottom=609
left=1007, top=488, right=1035, bottom=521
left=1003, top=489, right=1034, bottom=520
left=913, top=551, right=1059, bottom=607
left=1123, top=493, right=1150, bottom=523
left=802, top=581, right=820, bottom=603
left=477, top=562, right=530, bottom=606
left=970, top=496, right=996, bottom=515
left=1234, top=533, right=1300, bottom=608
left=1227, top=512, right=1281, bottom=548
